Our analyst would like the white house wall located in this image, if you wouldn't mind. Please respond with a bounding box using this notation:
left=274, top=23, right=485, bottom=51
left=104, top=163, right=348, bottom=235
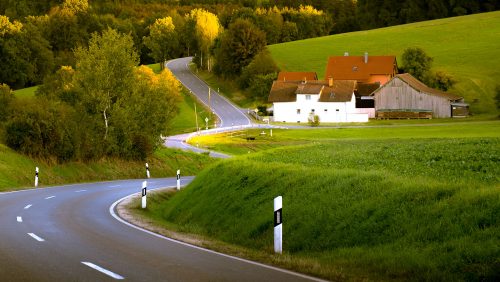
left=273, top=94, right=368, bottom=123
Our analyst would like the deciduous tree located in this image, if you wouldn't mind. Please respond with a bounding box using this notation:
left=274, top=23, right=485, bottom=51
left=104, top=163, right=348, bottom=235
left=143, top=17, right=178, bottom=69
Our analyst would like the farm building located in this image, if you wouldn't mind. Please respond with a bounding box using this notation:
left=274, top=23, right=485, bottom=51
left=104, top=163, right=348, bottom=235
left=268, top=78, right=372, bottom=123
left=324, top=53, right=398, bottom=85
left=277, top=71, right=318, bottom=81
left=372, top=73, right=468, bottom=118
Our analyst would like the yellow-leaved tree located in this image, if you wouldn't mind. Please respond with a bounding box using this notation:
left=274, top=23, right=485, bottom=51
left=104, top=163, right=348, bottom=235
left=186, top=9, right=222, bottom=71
left=143, top=17, right=178, bottom=69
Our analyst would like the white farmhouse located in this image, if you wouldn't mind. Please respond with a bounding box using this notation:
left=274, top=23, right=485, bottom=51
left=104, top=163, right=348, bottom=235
left=269, top=78, right=372, bottom=123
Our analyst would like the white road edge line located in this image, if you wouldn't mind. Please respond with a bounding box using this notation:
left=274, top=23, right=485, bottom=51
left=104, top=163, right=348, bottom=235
left=27, top=233, right=45, bottom=242
left=45, top=196, right=55, bottom=199
left=24, top=204, right=32, bottom=209
left=109, top=185, right=121, bottom=188
left=17, top=216, right=22, bottom=222
left=75, top=190, right=87, bottom=193
left=109, top=190, right=327, bottom=282
left=81, top=262, right=124, bottom=280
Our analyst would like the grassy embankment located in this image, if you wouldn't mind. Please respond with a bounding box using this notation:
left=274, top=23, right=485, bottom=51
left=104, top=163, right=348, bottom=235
left=269, top=11, right=500, bottom=116
left=0, top=63, right=216, bottom=192
left=130, top=121, right=499, bottom=281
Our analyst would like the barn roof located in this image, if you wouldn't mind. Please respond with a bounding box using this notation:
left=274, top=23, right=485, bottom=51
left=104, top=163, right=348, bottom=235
left=324, top=55, right=397, bottom=81
left=277, top=71, right=318, bottom=81
left=393, top=73, right=462, bottom=100
left=268, top=80, right=355, bottom=103
left=355, top=82, right=380, bottom=97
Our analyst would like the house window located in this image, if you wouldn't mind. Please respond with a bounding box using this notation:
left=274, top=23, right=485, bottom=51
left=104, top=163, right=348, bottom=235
left=305, top=95, right=311, bottom=100
left=297, top=109, right=301, bottom=114
left=336, top=109, right=340, bottom=112
left=324, top=109, right=328, bottom=112
left=311, top=109, right=315, bottom=113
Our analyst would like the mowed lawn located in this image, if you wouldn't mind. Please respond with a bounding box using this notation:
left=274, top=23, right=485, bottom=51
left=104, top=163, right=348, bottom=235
left=269, top=11, right=500, bottom=115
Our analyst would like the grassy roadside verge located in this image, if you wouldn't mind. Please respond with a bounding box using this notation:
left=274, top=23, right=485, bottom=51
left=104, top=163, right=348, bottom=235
left=124, top=137, right=499, bottom=281
left=0, top=144, right=215, bottom=192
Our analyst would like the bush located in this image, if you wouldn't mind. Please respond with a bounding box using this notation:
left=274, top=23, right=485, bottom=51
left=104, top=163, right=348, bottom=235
left=308, top=113, right=320, bottom=126
left=431, top=71, right=455, bottom=91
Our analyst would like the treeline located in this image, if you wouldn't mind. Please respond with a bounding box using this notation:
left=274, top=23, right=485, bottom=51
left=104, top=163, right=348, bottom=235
left=1, top=28, right=181, bottom=162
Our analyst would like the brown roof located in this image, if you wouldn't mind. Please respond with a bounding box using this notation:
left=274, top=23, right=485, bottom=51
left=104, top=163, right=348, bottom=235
left=394, top=73, right=462, bottom=100
left=355, top=82, right=381, bottom=97
left=324, top=56, right=397, bottom=81
left=277, top=72, right=318, bottom=81
left=269, top=80, right=355, bottom=103
left=319, top=80, right=356, bottom=102
left=268, top=81, right=299, bottom=102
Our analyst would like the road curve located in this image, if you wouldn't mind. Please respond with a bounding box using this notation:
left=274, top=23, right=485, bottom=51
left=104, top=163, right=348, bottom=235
left=0, top=180, right=322, bottom=281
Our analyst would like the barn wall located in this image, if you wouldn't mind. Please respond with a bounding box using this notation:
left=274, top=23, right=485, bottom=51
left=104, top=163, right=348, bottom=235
left=374, top=78, right=452, bottom=118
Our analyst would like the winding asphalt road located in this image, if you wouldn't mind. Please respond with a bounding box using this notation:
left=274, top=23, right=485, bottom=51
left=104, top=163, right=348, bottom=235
left=0, top=178, right=321, bottom=281
left=164, top=57, right=256, bottom=156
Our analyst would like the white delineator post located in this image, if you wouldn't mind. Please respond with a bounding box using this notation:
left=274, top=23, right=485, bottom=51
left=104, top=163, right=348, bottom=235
left=145, top=163, right=150, bottom=179
left=274, top=196, right=283, bottom=254
left=141, top=181, right=147, bottom=209
left=176, top=169, right=181, bottom=190
left=34, top=167, right=39, bottom=187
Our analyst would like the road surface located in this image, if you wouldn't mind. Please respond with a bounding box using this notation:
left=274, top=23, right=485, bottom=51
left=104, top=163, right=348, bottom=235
left=164, top=57, right=256, bottom=156
left=0, top=179, right=322, bottom=281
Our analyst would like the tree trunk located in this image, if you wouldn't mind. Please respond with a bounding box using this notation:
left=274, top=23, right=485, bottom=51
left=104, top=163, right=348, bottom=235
left=103, top=108, right=109, bottom=140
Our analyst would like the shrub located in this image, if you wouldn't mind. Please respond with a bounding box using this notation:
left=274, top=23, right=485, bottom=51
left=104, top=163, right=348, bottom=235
left=308, top=113, right=320, bottom=126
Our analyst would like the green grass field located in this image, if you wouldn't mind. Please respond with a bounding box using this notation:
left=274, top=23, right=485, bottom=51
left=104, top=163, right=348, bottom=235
left=12, top=85, right=38, bottom=100
left=189, top=121, right=500, bottom=155
left=269, top=11, right=500, bottom=115
left=0, top=143, right=214, bottom=192
left=133, top=121, right=499, bottom=280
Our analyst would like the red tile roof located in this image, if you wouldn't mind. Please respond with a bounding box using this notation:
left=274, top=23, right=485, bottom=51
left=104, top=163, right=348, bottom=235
left=324, top=56, right=397, bottom=81
left=277, top=72, right=318, bottom=81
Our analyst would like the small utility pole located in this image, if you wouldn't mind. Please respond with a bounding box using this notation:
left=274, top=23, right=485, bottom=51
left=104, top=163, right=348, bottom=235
left=141, top=181, right=147, bottom=209
left=274, top=196, right=283, bottom=254
left=176, top=169, right=181, bottom=190
left=34, top=167, right=39, bottom=187
left=145, top=163, right=150, bottom=179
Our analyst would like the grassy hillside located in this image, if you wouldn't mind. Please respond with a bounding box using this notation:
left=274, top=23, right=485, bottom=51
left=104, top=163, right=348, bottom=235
left=135, top=137, right=499, bottom=280
left=0, top=144, right=214, bottom=192
left=269, top=11, right=500, bottom=115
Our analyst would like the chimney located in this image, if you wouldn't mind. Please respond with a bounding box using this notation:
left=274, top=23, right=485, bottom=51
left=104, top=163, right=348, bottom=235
left=328, top=76, right=333, bottom=87
left=344, top=52, right=349, bottom=56
left=364, top=52, right=368, bottom=64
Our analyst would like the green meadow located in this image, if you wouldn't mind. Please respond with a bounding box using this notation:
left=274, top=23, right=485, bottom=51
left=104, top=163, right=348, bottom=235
left=189, top=121, right=500, bottom=155
left=269, top=11, right=500, bottom=115
left=135, top=121, right=500, bottom=281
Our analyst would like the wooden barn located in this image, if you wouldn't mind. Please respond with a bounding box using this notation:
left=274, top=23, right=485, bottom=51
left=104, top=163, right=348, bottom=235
left=372, top=73, right=468, bottom=118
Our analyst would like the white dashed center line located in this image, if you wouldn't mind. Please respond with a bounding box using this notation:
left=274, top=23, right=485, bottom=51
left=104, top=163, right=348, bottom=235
left=17, top=216, right=22, bottom=223
left=27, top=233, right=45, bottom=242
left=75, top=190, right=87, bottom=193
left=45, top=196, right=55, bottom=200
left=81, top=262, right=124, bottom=280
left=24, top=204, right=32, bottom=209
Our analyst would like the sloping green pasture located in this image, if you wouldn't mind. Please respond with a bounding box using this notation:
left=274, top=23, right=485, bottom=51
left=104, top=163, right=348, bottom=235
left=143, top=137, right=499, bottom=280
left=269, top=11, right=500, bottom=115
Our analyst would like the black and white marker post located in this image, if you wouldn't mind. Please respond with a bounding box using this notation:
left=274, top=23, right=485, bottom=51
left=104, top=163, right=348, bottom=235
left=145, top=163, right=150, bottom=179
left=34, top=167, right=39, bottom=187
left=141, top=181, right=147, bottom=209
left=274, top=196, right=283, bottom=254
left=176, top=169, right=181, bottom=190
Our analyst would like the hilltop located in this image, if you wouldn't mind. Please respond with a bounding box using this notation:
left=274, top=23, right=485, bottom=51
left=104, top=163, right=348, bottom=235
left=268, top=11, right=500, bottom=115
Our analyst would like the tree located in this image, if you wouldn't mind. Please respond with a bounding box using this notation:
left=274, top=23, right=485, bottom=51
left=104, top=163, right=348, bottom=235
left=74, top=28, right=139, bottom=140
left=248, top=73, right=277, bottom=102
left=308, top=113, right=320, bottom=127
left=186, top=9, right=222, bottom=70
left=36, top=66, right=78, bottom=105
left=0, top=83, right=14, bottom=122
left=214, top=19, right=266, bottom=77
left=143, top=17, right=178, bottom=69
left=113, top=66, right=181, bottom=159
left=431, top=71, right=455, bottom=91
left=401, top=47, right=433, bottom=82
left=239, top=49, right=279, bottom=89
